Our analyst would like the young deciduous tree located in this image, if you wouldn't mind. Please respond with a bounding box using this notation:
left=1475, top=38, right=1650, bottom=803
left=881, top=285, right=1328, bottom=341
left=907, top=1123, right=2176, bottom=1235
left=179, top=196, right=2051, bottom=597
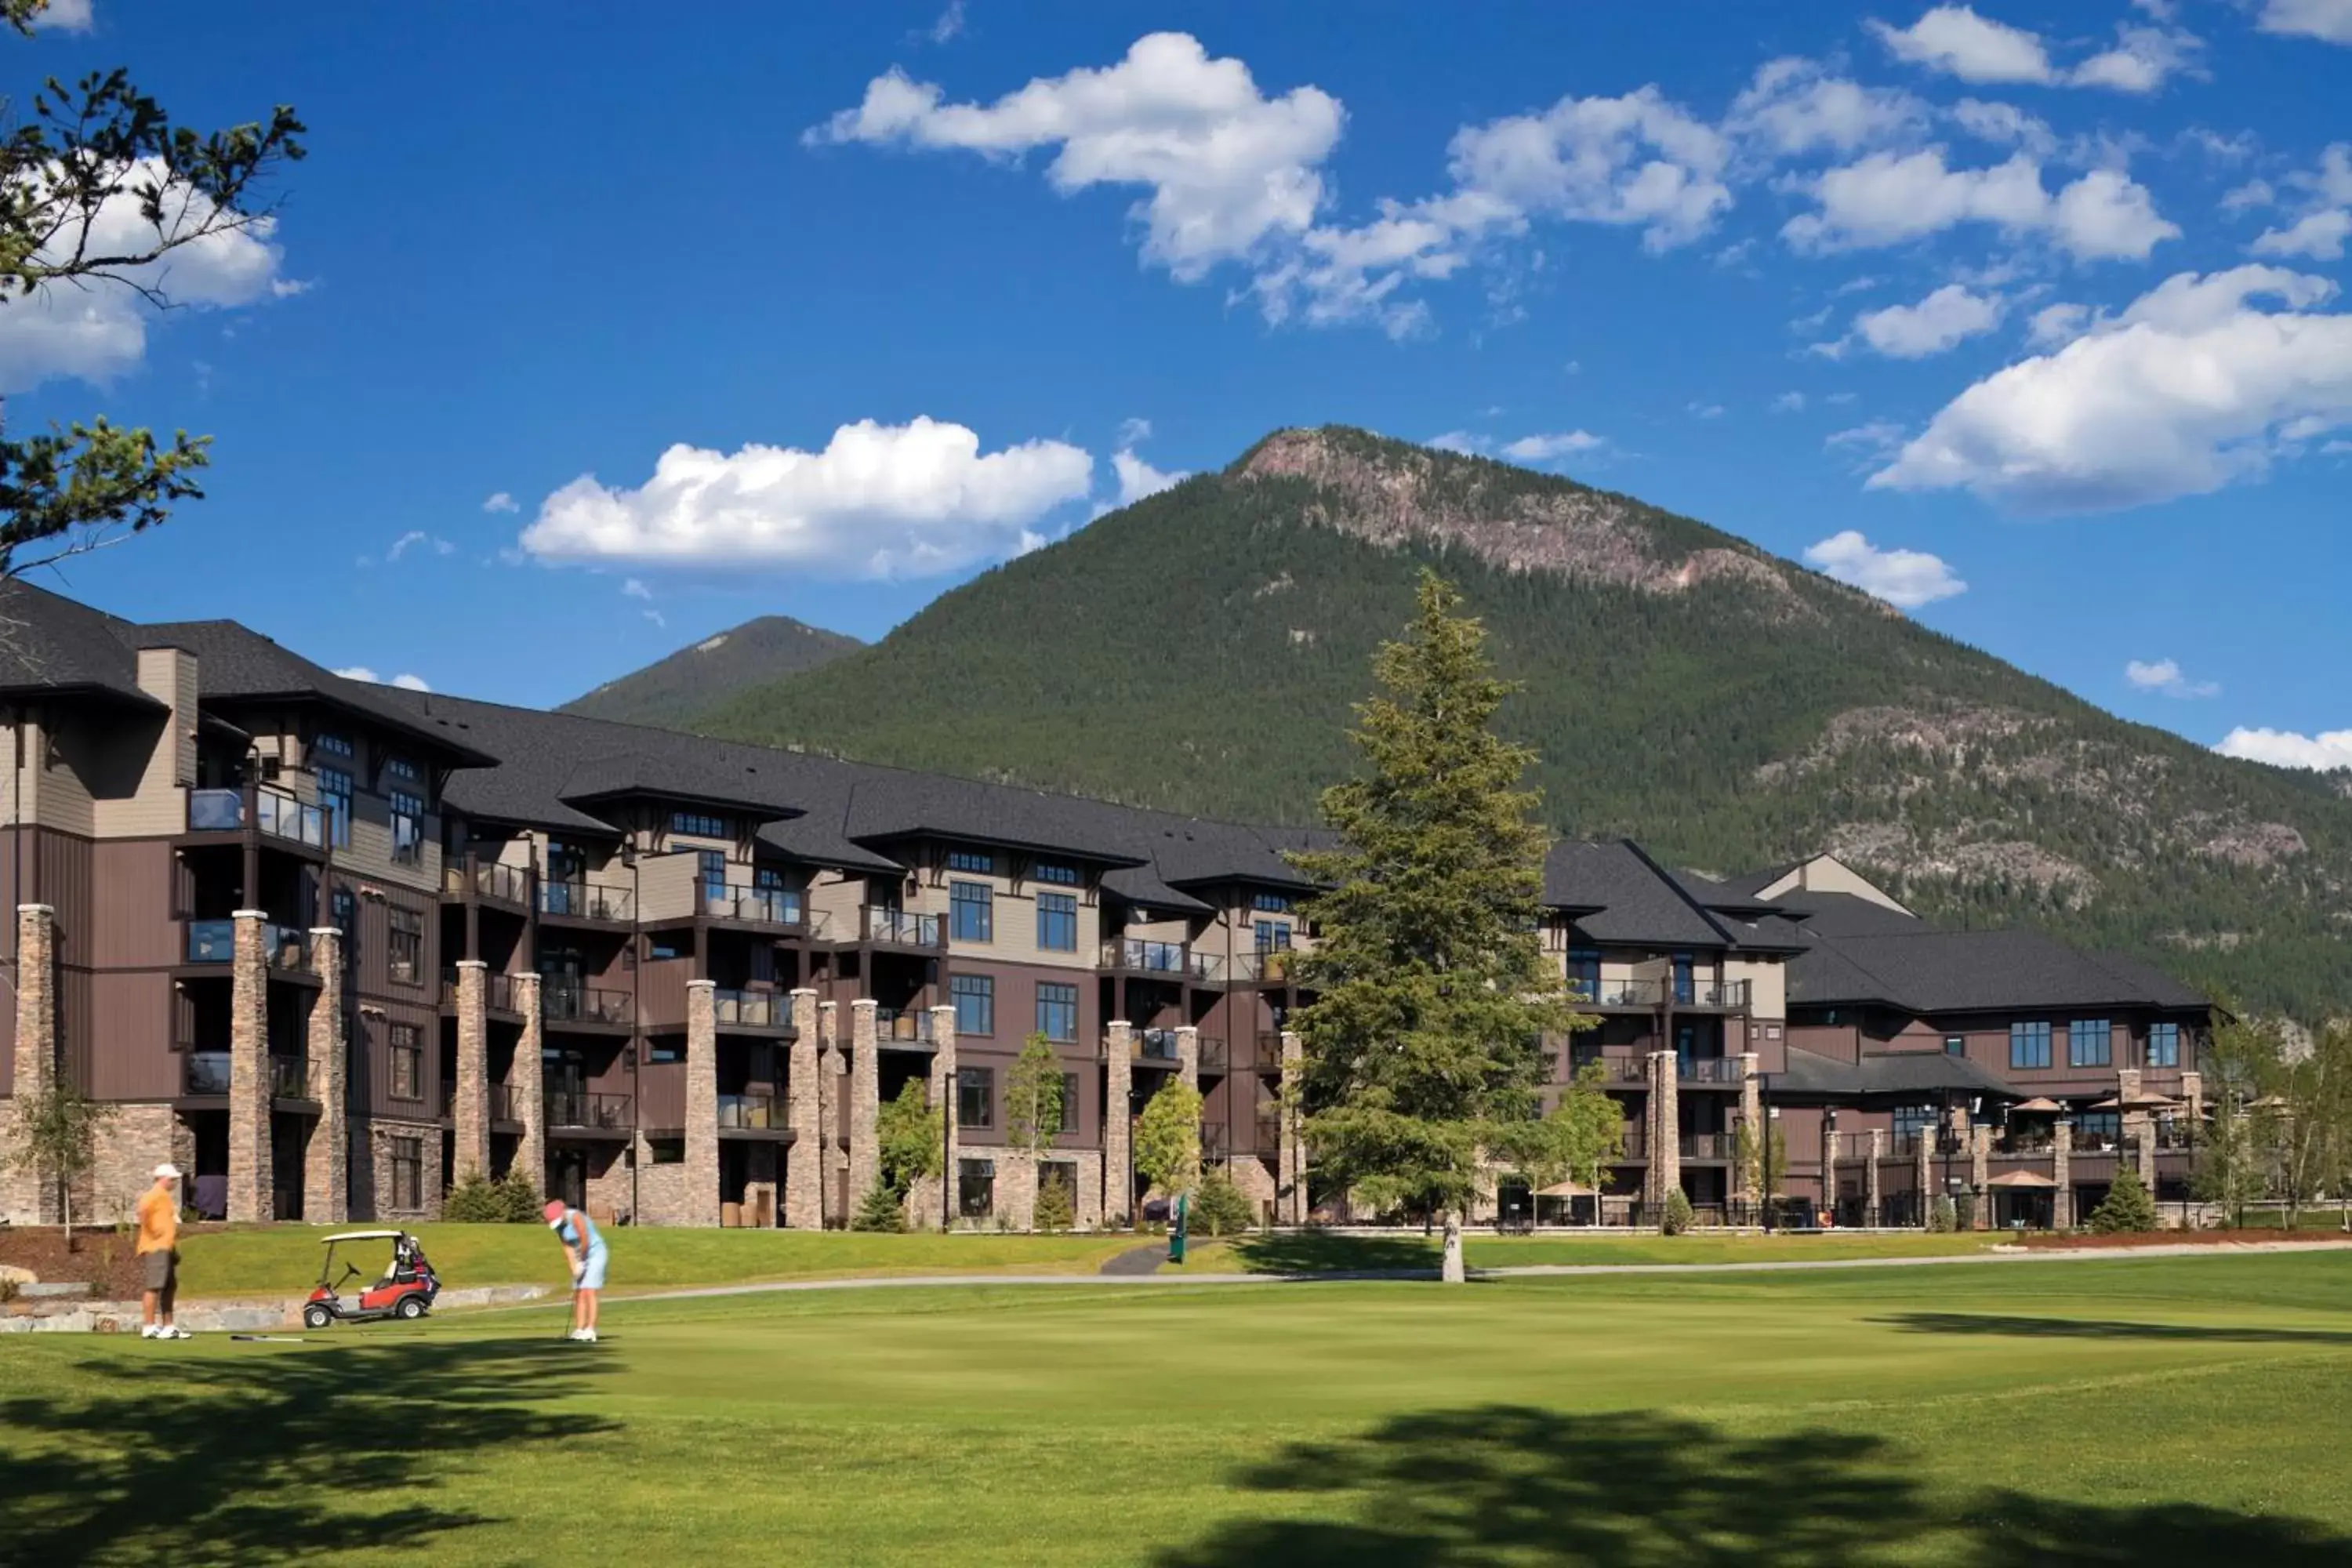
left=5, top=1076, right=113, bottom=1243
left=1736, top=1116, right=1789, bottom=1221
left=1287, top=571, right=1575, bottom=1283
left=877, top=1079, right=942, bottom=1201
left=2275, top=1019, right=2352, bottom=1231
left=2196, top=1014, right=2286, bottom=1229
left=1132, top=1080, right=1203, bottom=1204
left=1492, top=1060, right=1617, bottom=1222
left=0, top=0, right=304, bottom=579
left=1003, top=1033, right=1067, bottom=1160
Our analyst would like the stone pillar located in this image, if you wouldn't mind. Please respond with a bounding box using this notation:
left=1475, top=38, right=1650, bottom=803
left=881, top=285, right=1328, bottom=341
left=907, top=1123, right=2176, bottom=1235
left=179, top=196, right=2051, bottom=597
left=1915, top=1123, right=1934, bottom=1229
left=303, top=926, right=348, bottom=1223
left=931, top=1004, right=959, bottom=1231
left=1175, top=1025, right=1200, bottom=1094
left=1969, top=1125, right=1991, bottom=1229
left=452, top=959, right=491, bottom=1182
left=2118, top=1065, right=2154, bottom=1185
left=1733, top=1053, right=1762, bottom=1205
left=684, top=979, right=720, bottom=1226
left=1864, top=1128, right=1885, bottom=1229
left=227, top=909, right=273, bottom=1224
left=817, top=1000, right=840, bottom=1225
left=2053, top=1120, right=2074, bottom=1229
left=3, top=904, right=57, bottom=1222
left=785, top=988, right=821, bottom=1229
left=1279, top=1029, right=1305, bottom=1225
left=513, top=971, right=545, bottom=1197
left=2180, top=1069, right=2204, bottom=1123
left=1646, top=1050, right=1680, bottom=1220
left=848, top=998, right=879, bottom=1206
left=1103, top=1020, right=1133, bottom=1227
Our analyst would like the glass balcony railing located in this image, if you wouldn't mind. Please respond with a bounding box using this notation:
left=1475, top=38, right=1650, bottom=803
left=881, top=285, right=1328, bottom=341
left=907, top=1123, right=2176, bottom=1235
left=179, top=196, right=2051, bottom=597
left=863, top=908, right=942, bottom=947
left=718, top=1092, right=776, bottom=1130
left=541, top=982, right=633, bottom=1026
left=1569, top=1052, right=1650, bottom=1083
left=269, top=1057, right=310, bottom=1099
left=545, top=1091, right=633, bottom=1131
left=713, top=989, right=786, bottom=1029
left=183, top=1051, right=231, bottom=1096
left=875, top=1004, right=935, bottom=1043
left=445, top=858, right=532, bottom=906
left=538, top=880, right=635, bottom=922
left=186, top=920, right=234, bottom=964
left=188, top=788, right=243, bottom=831
left=701, top=884, right=806, bottom=926
left=489, top=1084, right=517, bottom=1122
left=1199, top=1035, right=1229, bottom=1073
left=1679, top=1056, right=1743, bottom=1085
left=1134, top=1027, right=1181, bottom=1062
left=1679, top=1131, right=1735, bottom=1160
left=256, top=789, right=325, bottom=848
left=1102, top=937, right=1190, bottom=974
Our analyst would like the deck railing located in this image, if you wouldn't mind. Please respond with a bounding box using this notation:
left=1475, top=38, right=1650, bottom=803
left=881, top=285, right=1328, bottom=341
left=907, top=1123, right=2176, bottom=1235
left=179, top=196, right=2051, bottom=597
left=545, top=1091, right=633, bottom=1130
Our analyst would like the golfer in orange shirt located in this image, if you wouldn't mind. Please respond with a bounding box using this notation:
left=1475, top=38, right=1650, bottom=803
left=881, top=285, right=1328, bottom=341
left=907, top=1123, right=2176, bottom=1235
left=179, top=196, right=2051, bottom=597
left=136, top=1163, right=190, bottom=1340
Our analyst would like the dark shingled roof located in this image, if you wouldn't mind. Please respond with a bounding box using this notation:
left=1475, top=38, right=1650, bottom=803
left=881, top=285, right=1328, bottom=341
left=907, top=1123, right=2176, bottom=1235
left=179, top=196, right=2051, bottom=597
left=1542, top=840, right=1730, bottom=947
left=1789, top=927, right=2209, bottom=1013
left=0, top=579, right=160, bottom=709
left=1773, top=1046, right=2021, bottom=1102
left=1788, top=890, right=1927, bottom=938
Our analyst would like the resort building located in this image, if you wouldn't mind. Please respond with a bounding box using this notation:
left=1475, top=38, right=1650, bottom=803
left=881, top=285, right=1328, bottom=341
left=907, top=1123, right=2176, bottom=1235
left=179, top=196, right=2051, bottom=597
left=0, top=581, right=2214, bottom=1232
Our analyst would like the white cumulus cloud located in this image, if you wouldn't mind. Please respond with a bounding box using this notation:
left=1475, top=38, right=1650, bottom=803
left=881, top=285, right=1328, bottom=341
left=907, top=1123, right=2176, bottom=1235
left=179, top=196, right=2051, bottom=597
left=2216, top=726, right=2352, bottom=769
left=1500, top=430, right=1609, bottom=463
left=519, top=417, right=1094, bottom=579
left=1849, top=283, right=2003, bottom=358
left=1871, top=265, right=2352, bottom=512
left=2125, top=658, right=2219, bottom=698
left=2253, top=209, right=2352, bottom=260
left=1869, top=5, right=2200, bottom=91
left=333, top=666, right=432, bottom=692
left=482, top=492, right=519, bottom=514
left=1726, top=56, right=1928, bottom=158
left=2258, top=0, right=2352, bottom=44
left=1784, top=149, right=2177, bottom=261
left=1803, top=530, right=1967, bottom=607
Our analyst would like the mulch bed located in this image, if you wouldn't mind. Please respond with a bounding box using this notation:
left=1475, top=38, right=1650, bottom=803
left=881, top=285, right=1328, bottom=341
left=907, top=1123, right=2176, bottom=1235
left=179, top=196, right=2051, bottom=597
left=2019, top=1228, right=2350, bottom=1250
left=0, top=1222, right=232, bottom=1301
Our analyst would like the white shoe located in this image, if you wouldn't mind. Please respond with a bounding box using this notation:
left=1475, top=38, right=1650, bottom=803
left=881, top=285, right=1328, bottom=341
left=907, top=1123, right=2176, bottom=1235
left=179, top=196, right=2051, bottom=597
left=583, top=1329, right=597, bottom=1344
left=140, top=1324, right=160, bottom=1339
left=160, top=1326, right=191, bottom=1340
left=565, top=1328, right=585, bottom=1341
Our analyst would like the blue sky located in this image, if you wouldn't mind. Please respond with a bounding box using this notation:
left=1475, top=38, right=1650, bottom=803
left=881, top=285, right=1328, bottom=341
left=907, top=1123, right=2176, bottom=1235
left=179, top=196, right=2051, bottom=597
left=12, top=1, right=2351, bottom=768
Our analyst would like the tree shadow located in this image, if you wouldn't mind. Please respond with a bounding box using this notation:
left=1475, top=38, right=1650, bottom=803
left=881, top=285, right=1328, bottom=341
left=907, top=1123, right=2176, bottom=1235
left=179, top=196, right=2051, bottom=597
left=1876, top=1312, right=2352, bottom=1345
left=0, top=1334, right=617, bottom=1564
left=1154, top=1406, right=2352, bottom=1567
left=1229, top=1230, right=1439, bottom=1276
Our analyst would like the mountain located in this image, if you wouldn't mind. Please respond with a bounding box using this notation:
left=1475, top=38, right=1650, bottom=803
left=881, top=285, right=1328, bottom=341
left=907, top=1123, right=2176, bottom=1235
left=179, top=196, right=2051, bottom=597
left=561, top=615, right=862, bottom=725
left=681, top=426, right=2352, bottom=1018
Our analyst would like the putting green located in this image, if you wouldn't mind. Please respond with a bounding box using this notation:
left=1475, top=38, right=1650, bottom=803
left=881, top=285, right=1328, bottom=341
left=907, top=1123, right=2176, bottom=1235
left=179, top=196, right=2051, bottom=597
left=5, top=1251, right=2350, bottom=1565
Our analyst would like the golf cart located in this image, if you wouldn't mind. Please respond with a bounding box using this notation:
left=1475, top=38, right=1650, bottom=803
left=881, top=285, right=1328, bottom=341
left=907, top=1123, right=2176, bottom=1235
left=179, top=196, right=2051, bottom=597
left=303, top=1230, right=441, bottom=1329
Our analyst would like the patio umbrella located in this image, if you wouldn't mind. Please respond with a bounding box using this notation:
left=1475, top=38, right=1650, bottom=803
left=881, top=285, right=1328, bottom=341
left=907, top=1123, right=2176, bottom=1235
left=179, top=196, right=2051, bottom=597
left=2120, top=1091, right=2181, bottom=1111
left=1535, top=1181, right=1595, bottom=1198
left=1986, top=1170, right=2058, bottom=1189
left=2089, top=1096, right=2122, bottom=1110
left=2012, top=1098, right=2064, bottom=1114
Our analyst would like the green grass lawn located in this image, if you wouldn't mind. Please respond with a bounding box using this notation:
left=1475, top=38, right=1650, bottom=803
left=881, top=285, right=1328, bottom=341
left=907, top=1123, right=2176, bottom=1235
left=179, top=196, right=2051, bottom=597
left=7, top=1251, right=2352, bottom=1565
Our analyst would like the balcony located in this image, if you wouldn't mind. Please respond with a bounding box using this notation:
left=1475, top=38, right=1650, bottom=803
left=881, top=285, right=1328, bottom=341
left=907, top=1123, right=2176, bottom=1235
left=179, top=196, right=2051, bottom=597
left=1679, top=1056, right=1742, bottom=1086
left=875, top=1005, right=935, bottom=1044
left=1134, top=1027, right=1181, bottom=1062
left=269, top=1057, right=310, bottom=1100
left=186, top=786, right=327, bottom=849
left=862, top=907, right=943, bottom=948
left=183, top=1051, right=230, bottom=1097
left=1570, top=1052, right=1650, bottom=1083
left=1679, top=1131, right=1734, bottom=1160
left=489, top=1083, right=518, bottom=1123
left=1202, top=1122, right=1229, bottom=1159
left=714, top=988, right=789, bottom=1029
left=1616, top=1126, right=1647, bottom=1160
left=183, top=920, right=308, bottom=970
left=443, top=858, right=531, bottom=907
left=440, top=967, right=521, bottom=1013
left=1102, top=937, right=1191, bottom=976
left=1255, top=1032, right=1290, bottom=1073
left=1568, top=978, right=1665, bottom=1009
left=538, top=880, right=635, bottom=923
left=1682, top=979, right=1751, bottom=1009
left=717, top=1092, right=778, bottom=1131
left=545, top=1091, right=633, bottom=1133
left=541, top=982, right=633, bottom=1027
left=1199, top=1035, right=1229, bottom=1074
left=1254, top=1114, right=1283, bottom=1153
left=700, top=883, right=809, bottom=928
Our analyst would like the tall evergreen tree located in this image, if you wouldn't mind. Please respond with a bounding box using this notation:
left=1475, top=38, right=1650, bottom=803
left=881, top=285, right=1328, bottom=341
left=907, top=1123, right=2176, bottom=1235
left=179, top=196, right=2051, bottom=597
left=1288, top=570, right=1574, bottom=1283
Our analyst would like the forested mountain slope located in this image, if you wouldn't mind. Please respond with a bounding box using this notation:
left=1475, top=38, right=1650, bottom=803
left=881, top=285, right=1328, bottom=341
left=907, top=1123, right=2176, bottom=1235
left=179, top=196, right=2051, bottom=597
left=562, top=615, right=861, bottom=725
left=686, top=427, right=2352, bottom=1017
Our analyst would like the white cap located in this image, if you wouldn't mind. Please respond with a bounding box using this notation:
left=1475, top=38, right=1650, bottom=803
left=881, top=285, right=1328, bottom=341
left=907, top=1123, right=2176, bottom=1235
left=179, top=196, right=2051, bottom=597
left=154, top=1163, right=182, bottom=1180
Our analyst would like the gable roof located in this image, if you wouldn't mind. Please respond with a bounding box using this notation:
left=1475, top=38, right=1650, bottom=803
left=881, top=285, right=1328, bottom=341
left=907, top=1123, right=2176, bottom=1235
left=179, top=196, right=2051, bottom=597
left=1542, top=840, right=1730, bottom=947
left=1789, top=926, right=2209, bottom=1014
left=0, top=579, right=161, bottom=710
left=1773, top=1046, right=2021, bottom=1102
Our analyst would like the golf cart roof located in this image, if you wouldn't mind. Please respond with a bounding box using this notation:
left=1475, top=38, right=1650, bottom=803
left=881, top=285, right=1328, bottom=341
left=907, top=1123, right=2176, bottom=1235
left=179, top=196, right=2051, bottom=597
left=321, top=1229, right=410, bottom=1244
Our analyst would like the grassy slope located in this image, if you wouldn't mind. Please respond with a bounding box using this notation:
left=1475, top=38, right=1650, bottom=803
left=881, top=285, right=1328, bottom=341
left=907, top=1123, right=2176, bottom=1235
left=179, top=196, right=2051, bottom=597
left=691, top=443, right=2352, bottom=1017
left=8, top=1253, right=2351, bottom=1563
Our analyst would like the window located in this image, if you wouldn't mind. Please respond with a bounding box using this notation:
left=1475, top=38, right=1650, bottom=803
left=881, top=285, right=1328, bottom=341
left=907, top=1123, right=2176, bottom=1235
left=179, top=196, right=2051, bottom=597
left=2009, top=1021, right=2053, bottom=1070
left=1945, top=1035, right=1966, bottom=1057
left=648, top=937, right=684, bottom=960
left=1671, top=953, right=1695, bottom=1006
left=957, top=1157, right=995, bottom=1218
left=1252, top=892, right=1292, bottom=913
left=647, top=1040, right=683, bottom=1064
left=957, top=1066, right=994, bottom=1129
left=1674, top=1022, right=1696, bottom=1077
left=1036, top=982, right=1078, bottom=1043
left=318, top=764, right=353, bottom=848
left=1037, top=892, right=1078, bottom=952
left=1033, top=860, right=1080, bottom=886
left=950, top=880, right=993, bottom=943
left=647, top=1138, right=684, bottom=1165
left=950, top=974, right=994, bottom=1036
left=389, top=1136, right=423, bottom=1209
left=1566, top=946, right=1601, bottom=1004
left=1892, top=1104, right=1937, bottom=1137
left=2068, top=1018, right=2112, bottom=1069
left=2147, top=1022, right=2180, bottom=1068
left=671, top=811, right=728, bottom=839
left=387, top=908, right=422, bottom=984
left=314, top=732, right=354, bottom=760
left=699, top=849, right=728, bottom=901
left=2073, top=1112, right=2120, bottom=1150
left=389, top=790, right=424, bottom=865
left=385, top=757, right=422, bottom=785
left=1254, top=920, right=1292, bottom=953
left=946, top=848, right=996, bottom=874
left=389, top=1023, right=422, bottom=1101
left=1058, top=1073, right=1083, bottom=1138
left=332, top=885, right=356, bottom=946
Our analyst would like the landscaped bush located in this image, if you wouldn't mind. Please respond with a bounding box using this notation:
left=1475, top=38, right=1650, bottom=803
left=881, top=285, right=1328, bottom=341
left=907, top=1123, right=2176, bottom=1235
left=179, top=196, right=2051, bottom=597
left=1189, top=1172, right=1258, bottom=1236
left=850, top=1181, right=906, bottom=1232
left=442, top=1171, right=507, bottom=1223
left=1032, top=1176, right=1074, bottom=1233
left=1953, top=1191, right=1976, bottom=1232
left=1929, top=1196, right=1957, bottom=1233
left=1661, top=1189, right=1695, bottom=1236
left=2089, top=1165, right=2160, bottom=1233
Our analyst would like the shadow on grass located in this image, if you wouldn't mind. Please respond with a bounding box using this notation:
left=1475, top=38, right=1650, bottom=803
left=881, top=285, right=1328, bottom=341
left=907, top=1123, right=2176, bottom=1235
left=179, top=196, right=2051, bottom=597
left=0, top=1334, right=616, bottom=1563
left=1154, top=1406, right=2352, bottom=1566
left=1229, top=1230, right=1439, bottom=1276
left=1878, top=1312, right=2352, bottom=1345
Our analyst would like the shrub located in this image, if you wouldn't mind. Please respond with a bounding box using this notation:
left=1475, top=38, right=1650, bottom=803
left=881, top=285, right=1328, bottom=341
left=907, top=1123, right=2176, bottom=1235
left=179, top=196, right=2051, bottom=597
left=1953, top=1190, right=1976, bottom=1232
left=442, top=1170, right=507, bottom=1223
left=1190, top=1171, right=1258, bottom=1236
left=1929, top=1196, right=1957, bottom=1233
left=850, top=1181, right=906, bottom=1232
left=1032, top=1174, right=1075, bottom=1233
left=496, top=1170, right=544, bottom=1223
left=1661, top=1188, right=1695, bottom=1236
left=2089, top=1164, right=2160, bottom=1234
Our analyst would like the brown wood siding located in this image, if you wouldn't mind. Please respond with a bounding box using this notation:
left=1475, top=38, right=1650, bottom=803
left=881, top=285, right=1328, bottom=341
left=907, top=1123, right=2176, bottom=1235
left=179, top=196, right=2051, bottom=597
left=38, top=829, right=94, bottom=958
left=637, top=1059, right=685, bottom=1128
left=638, top=958, right=690, bottom=1032
left=91, top=839, right=178, bottom=967
left=355, top=996, right=444, bottom=1118
left=87, top=969, right=174, bottom=1099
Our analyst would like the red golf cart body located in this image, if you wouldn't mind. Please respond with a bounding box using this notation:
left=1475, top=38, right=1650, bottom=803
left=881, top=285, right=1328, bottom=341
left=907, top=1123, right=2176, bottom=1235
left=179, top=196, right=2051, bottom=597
left=303, top=1230, right=441, bottom=1328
